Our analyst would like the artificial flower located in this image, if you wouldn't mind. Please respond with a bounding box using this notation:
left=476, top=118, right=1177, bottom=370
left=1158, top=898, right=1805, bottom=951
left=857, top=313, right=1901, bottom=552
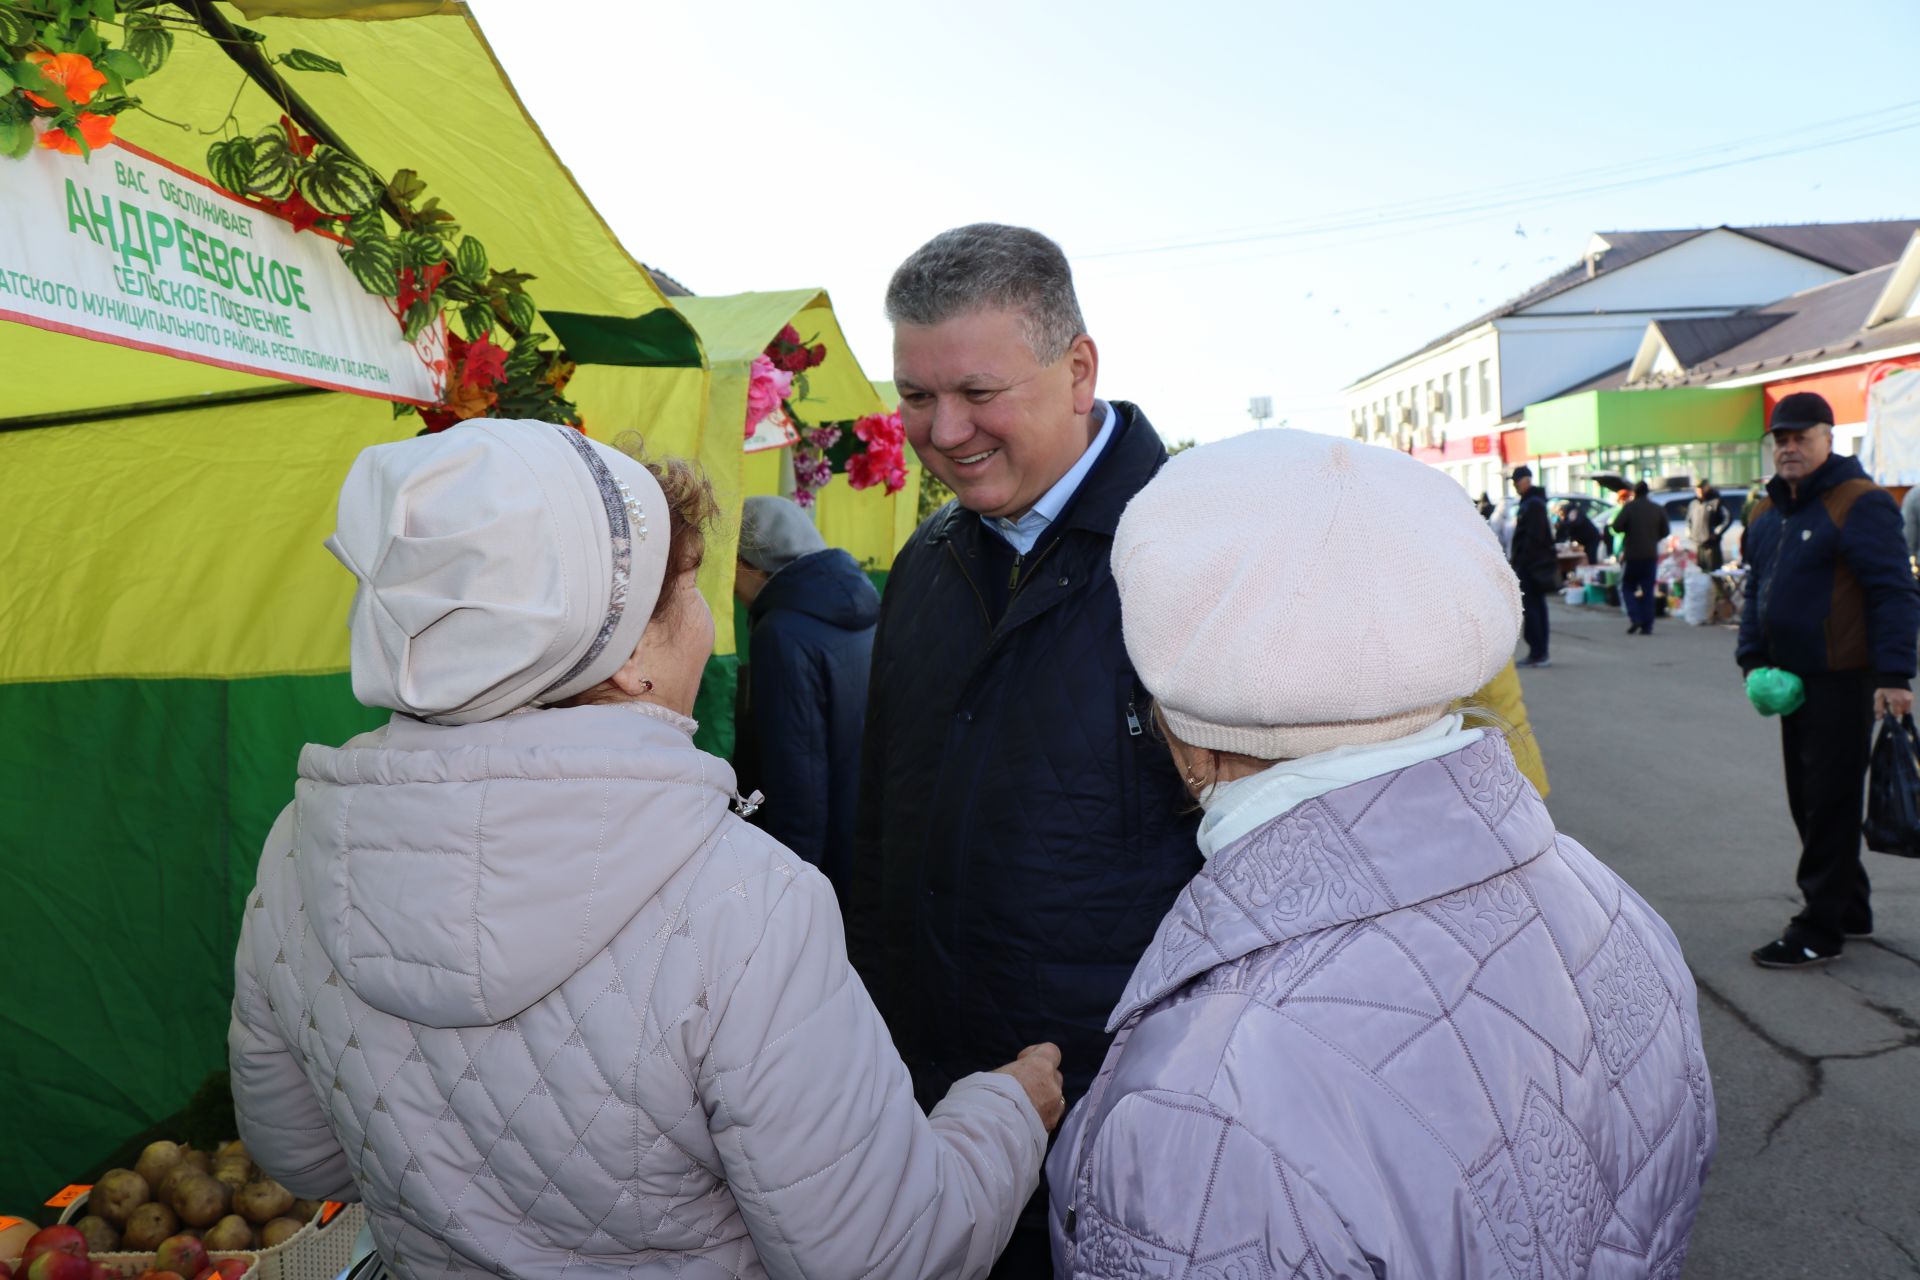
left=254, top=189, right=329, bottom=234
left=38, top=112, right=115, bottom=155
left=744, top=353, right=793, bottom=438
left=397, top=261, right=449, bottom=315
left=278, top=114, right=319, bottom=159
left=24, top=52, right=107, bottom=108
left=460, top=333, right=509, bottom=388
left=442, top=377, right=496, bottom=421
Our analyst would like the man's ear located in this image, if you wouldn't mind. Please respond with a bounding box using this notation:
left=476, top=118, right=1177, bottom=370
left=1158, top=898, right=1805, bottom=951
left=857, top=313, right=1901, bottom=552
left=1068, top=334, right=1099, bottom=417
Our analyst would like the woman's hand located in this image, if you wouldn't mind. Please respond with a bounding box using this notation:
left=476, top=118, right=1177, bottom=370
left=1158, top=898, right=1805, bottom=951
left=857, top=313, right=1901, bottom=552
left=994, top=1042, right=1065, bottom=1132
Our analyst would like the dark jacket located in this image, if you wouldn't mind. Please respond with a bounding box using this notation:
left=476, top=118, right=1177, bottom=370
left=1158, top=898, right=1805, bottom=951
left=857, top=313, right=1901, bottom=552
left=737, top=547, right=879, bottom=894
left=848, top=402, right=1201, bottom=1109
left=1612, top=497, right=1669, bottom=561
left=1556, top=510, right=1603, bottom=564
left=1687, top=489, right=1732, bottom=552
left=1738, top=452, right=1920, bottom=687
left=1508, top=489, right=1556, bottom=589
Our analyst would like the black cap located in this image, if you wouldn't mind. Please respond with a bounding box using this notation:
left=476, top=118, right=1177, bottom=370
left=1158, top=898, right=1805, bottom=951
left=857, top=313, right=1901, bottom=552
left=1511, top=465, right=1532, bottom=482
left=1768, top=392, right=1833, bottom=434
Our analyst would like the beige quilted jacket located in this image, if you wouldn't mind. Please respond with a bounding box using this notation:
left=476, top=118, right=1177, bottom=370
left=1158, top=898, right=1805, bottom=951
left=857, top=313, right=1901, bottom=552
left=229, top=703, right=1044, bottom=1279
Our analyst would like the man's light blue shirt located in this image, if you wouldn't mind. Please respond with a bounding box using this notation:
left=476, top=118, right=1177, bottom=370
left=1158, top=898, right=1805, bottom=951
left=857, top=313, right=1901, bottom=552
left=984, top=401, right=1116, bottom=555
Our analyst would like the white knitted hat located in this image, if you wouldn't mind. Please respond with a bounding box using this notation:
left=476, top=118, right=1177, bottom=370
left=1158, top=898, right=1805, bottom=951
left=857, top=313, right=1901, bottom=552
left=325, top=419, right=670, bottom=725
left=1111, top=430, right=1521, bottom=759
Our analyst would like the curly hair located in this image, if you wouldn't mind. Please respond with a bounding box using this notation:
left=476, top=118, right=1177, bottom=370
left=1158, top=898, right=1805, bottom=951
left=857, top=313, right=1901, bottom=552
left=610, top=431, right=721, bottom=622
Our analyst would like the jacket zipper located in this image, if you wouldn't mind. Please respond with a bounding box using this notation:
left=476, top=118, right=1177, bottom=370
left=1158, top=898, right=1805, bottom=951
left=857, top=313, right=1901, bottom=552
left=946, top=540, right=991, bottom=630
left=1125, top=701, right=1144, bottom=737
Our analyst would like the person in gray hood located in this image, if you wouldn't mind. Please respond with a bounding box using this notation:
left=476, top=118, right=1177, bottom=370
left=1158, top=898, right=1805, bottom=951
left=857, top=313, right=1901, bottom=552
left=1049, top=429, right=1714, bottom=1279
left=228, top=420, right=1062, bottom=1279
left=733, top=495, right=880, bottom=895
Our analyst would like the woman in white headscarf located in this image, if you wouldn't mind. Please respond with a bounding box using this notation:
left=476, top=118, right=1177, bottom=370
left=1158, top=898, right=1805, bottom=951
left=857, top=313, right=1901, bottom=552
left=229, top=419, right=1060, bottom=1279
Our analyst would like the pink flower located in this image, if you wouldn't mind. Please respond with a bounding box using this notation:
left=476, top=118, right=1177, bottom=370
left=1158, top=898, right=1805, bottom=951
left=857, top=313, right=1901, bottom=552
left=854, top=411, right=905, bottom=450
left=744, top=354, right=794, bottom=438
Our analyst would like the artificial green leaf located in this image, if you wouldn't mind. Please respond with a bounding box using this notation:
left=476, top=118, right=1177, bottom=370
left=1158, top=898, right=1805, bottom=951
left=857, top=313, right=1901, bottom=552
left=793, top=371, right=811, bottom=402
left=296, top=145, right=382, bottom=216
left=454, top=236, right=488, bottom=281
left=90, top=0, right=112, bottom=22
left=98, top=48, right=146, bottom=83
left=401, top=298, right=435, bottom=343
left=489, top=266, right=534, bottom=293
left=122, top=13, right=174, bottom=75
left=338, top=234, right=400, bottom=297
left=0, top=67, right=13, bottom=97
left=245, top=125, right=295, bottom=200
left=506, top=291, right=538, bottom=333
left=387, top=167, right=427, bottom=205
left=73, top=26, right=103, bottom=57
left=0, top=115, right=31, bottom=159
left=233, top=25, right=267, bottom=43
left=398, top=229, right=445, bottom=269
left=59, top=116, right=92, bottom=157
left=461, top=304, right=493, bottom=340
left=0, top=5, right=34, bottom=48
left=343, top=209, right=386, bottom=242
left=393, top=401, right=417, bottom=419
left=278, top=47, right=345, bottom=75
left=205, top=136, right=254, bottom=195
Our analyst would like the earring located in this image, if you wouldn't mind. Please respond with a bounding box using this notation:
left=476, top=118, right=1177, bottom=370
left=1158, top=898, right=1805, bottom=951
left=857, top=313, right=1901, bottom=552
left=639, top=679, right=654, bottom=694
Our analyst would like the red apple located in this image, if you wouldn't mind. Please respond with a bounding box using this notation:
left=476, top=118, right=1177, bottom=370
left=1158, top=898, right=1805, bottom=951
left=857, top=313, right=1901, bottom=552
left=85, top=1265, right=112, bottom=1280
left=134, top=1272, right=183, bottom=1280
left=150, top=1242, right=203, bottom=1280
left=19, top=1231, right=86, bottom=1268
left=1, top=1260, right=15, bottom=1280
left=24, top=1253, right=88, bottom=1280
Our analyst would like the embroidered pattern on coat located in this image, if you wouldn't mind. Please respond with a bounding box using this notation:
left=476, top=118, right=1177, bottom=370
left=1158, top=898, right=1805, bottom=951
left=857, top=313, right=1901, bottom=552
left=1579, top=920, right=1672, bottom=1078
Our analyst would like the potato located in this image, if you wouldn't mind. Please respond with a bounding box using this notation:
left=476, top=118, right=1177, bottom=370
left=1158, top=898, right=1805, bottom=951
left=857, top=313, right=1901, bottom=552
left=92, top=1168, right=151, bottom=1226
left=288, top=1200, right=323, bottom=1224
left=233, top=1181, right=293, bottom=1227
left=259, top=1218, right=304, bottom=1249
left=201, top=1216, right=254, bottom=1252
left=134, top=1141, right=185, bottom=1196
left=214, top=1141, right=248, bottom=1161
left=210, top=1160, right=251, bottom=1194
left=180, top=1150, right=213, bottom=1175
left=122, top=1201, right=179, bottom=1251
left=155, top=1163, right=197, bottom=1204
left=169, top=1173, right=229, bottom=1229
left=73, top=1216, right=119, bottom=1255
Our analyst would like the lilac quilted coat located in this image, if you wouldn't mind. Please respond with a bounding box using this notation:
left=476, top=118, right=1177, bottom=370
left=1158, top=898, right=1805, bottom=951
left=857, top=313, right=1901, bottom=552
left=229, top=704, right=1044, bottom=1279
left=1047, top=735, right=1715, bottom=1279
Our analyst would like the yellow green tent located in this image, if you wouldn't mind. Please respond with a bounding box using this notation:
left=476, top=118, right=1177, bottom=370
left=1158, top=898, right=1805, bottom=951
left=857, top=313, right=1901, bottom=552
left=0, top=0, right=902, bottom=1210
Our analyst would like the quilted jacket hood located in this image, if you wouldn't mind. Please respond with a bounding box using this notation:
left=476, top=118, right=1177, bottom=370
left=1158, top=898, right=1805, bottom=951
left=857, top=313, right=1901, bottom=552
left=293, top=704, right=736, bottom=1029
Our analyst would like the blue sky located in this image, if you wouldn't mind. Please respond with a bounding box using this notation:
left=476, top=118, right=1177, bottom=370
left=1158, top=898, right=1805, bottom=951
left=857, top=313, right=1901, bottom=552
left=474, top=0, right=1920, bottom=443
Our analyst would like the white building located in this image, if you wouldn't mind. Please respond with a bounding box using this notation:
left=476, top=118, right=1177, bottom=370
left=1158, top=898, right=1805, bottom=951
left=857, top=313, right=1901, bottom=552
left=1344, top=222, right=1920, bottom=497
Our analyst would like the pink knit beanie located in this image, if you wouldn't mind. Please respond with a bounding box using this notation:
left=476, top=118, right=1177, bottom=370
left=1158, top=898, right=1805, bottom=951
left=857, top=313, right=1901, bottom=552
left=1111, top=430, right=1521, bottom=759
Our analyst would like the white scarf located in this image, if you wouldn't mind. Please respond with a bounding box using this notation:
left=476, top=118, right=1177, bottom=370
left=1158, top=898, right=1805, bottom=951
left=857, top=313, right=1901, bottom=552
left=1195, top=714, right=1482, bottom=860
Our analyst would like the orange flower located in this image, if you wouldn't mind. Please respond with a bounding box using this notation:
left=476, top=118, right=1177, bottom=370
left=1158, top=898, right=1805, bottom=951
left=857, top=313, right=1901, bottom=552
left=38, top=113, right=117, bottom=155
left=24, top=52, right=109, bottom=109
left=442, top=379, right=497, bottom=421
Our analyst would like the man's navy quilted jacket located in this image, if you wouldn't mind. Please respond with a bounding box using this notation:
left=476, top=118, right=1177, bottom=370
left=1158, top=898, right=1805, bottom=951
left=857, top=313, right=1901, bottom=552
left=847, top=402, right=1202, bottom=1108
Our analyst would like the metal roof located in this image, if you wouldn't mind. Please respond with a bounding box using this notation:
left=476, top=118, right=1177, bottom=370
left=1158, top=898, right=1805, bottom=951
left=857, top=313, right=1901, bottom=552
left=1348, top=219, right=1920, bottom=388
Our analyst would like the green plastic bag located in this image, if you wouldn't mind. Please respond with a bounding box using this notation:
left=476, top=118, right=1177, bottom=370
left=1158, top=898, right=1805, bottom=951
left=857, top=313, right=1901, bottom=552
left=1747, top=667, right=1806, bottom=717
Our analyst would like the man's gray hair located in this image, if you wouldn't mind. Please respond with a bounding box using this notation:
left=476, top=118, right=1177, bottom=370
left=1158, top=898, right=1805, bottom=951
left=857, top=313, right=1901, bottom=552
left=885, top=223, right=1087, bottom=364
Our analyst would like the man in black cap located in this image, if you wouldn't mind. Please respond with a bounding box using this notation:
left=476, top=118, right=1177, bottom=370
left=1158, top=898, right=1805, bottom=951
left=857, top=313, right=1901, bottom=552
left=1740, top=392, right=1920, bottom=967
left=1509, top=465, right=1555, bottom=667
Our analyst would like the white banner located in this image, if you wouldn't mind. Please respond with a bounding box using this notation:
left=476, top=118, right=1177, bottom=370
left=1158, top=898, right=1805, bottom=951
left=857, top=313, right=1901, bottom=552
left=0, top=139, right=441, bottom=404
left=1869, top=368, right=1920, bottom=484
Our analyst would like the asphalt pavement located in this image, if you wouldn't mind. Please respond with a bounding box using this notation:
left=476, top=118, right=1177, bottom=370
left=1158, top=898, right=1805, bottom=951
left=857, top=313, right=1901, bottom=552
left=1514, top=600, right=1920, bottom=1279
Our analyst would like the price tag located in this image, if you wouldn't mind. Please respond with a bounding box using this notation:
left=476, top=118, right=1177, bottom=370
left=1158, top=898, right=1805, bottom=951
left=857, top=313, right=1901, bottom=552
left=44, top=1185, right=90, bottom=1209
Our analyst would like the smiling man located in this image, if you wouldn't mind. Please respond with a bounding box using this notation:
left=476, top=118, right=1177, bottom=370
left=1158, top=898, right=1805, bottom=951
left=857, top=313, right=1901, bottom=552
left=848, top=224, right=1201, bottom=1277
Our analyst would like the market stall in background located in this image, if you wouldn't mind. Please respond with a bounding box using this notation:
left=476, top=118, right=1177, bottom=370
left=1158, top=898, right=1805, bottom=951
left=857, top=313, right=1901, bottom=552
left=0, top=0, right=912, bottom=1214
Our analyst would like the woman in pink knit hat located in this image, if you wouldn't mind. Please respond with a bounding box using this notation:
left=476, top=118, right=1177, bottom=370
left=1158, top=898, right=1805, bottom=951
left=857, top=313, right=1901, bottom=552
left=1047, top=430, right=1715, bottom=1279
